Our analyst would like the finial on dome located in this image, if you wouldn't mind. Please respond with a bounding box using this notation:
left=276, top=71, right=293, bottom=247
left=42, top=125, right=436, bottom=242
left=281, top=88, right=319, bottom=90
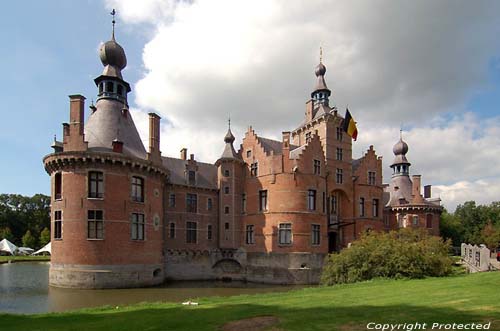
left=228, top=114, right=231, bottom=130
left=319, top=46, right=323, bottom=64
left=110, top=9, right=116, bottom=40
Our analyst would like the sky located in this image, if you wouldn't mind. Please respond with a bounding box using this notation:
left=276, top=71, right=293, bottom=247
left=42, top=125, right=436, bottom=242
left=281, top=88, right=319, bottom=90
left=1, top=0, right=499, bottom=211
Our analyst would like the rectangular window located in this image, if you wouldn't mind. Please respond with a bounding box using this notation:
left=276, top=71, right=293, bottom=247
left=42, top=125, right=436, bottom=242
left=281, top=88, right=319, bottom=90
left=331, top=195, right=338, bottom=215
left=413, top=215, right=419, bottom=226
left=207, top=224, right=212, bottom=240
left=322, top=192, right=326, bottom=213
left=169, top=222, right=175, bottom=239
left=372, top=199, right=379, bottom=217
left=426, top=214, right=433, bottom=228
left=224, top=186, right=230, bottom=194
left=242, top=193, right=247, bottom=213
left=54, top=173, right=62, bottom=200
left=106, top=81, right=114, bottom=93
left=225, top=206, right=230, bottom=214
left=259, top=190, right=268, bottom=211
left=359, top=198, right=365, bottom=217
left=117, top=84, right=123, bottom=96
left=169, top=193, right=176, bottom=207
left=336, top=148, right=343, bottom=161
left=305, top=132, right=312, bottom=142
left=186, top=221, right=197, bottom=243
left=88, top=171, right=104, bottom=198
left=207, top=198, right=213, bottom=211
left=308, top=189, right=316, bottom=211
left=186, top=193, right=197, bottom=213
left=246, top=150, right=251, bottom=158
left=54, top=210, right=62, bottom=239
left=278, top=223, right=292, bottom=245
left=311, top=224, right=320, bottom=245
left=131, top=176, right=144, bottom=202
left=368, top=171, right=376, bottom=185
left=336, top=127, right=343, bottom=141
left=131, top=213, right=145, bottom=240
left=313, top=159, right=321, bottom=175
left=188, top=170, right=196, bottom=185
left=87, top=210, right=103, bottom=239
left=250, top=162, right=258, bottom=177
left=246, top=225, right=255, bottom=244
left=336, top=168, right=343, bottom=184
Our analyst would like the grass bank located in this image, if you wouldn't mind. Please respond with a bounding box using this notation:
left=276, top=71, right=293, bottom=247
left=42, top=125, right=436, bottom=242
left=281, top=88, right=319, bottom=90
left=0, top=255, right=50, bottom=264
left=0, top=272, right=498, bottom=331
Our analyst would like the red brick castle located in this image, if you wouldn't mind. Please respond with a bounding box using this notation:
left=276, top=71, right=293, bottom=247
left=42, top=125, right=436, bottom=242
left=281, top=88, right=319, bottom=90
left=43, top=26, right=442, bottom=288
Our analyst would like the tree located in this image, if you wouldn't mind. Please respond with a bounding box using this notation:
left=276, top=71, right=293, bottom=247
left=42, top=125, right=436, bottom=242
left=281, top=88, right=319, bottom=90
left=0, top=227, right=14, bottom=241
left=22, top=230, right=37, bottom=248
left=481, top=221, right=500, bottom=251
left=39, top=227, right=50, bottom=246
left=440, top=209, right=464, bottom=246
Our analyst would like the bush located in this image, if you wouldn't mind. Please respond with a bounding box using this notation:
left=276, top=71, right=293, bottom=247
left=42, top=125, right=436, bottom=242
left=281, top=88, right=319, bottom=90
left=321, top=228, right=453, bottom=285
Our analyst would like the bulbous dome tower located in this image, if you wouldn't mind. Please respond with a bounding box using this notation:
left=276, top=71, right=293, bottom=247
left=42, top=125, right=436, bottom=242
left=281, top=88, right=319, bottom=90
left=390, top=131, right=411, bottom=177
left=311, top=48, right=331, bottom=106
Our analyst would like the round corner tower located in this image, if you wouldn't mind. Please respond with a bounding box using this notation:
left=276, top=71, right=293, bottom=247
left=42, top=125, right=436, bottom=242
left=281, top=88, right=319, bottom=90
left=43, top=26, right=168, bottom=288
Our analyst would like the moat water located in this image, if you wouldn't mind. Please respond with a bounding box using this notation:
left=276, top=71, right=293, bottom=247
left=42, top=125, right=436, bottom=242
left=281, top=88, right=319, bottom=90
left=0, top=262, right=305, bottom=314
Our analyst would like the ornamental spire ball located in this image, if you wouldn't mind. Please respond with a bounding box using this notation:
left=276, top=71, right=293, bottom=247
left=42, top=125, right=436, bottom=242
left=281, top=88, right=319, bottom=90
left=393, top=131, right=409, bottom=156
left=99, top=9, right=127, bottom=70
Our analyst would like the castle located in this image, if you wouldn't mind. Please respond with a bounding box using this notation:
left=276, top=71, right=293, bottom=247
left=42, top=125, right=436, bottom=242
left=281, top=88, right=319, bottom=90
left=43, top=26, right=443, bottom=288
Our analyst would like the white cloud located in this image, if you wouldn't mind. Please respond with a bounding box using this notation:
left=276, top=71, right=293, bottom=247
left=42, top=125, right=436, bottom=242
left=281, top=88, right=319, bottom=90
left=106, top=0, right=500, bottom=210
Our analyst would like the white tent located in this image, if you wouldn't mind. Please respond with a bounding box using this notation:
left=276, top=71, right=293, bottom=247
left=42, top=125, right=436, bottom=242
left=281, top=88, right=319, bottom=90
left=32, top=242, right=51, bottom=255
left=18, top=247, right=35, bottom=255
left=0, top=238, right=18, bottom=255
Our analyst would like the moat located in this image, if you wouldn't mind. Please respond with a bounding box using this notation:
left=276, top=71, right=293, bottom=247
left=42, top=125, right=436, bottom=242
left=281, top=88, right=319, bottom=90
left=0, top=262, right=305, bottom=314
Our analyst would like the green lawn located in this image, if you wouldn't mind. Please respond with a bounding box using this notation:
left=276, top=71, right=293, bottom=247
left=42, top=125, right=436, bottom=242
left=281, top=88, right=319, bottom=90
left=0, top=255, right=50, bottom=263
left=1, top=272, right=499, bottom=331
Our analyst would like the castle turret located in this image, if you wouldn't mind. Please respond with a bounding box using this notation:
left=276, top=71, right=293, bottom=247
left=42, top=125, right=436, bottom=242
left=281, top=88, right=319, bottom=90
left=43, top=11, right=168, bottom=289
left=216, top=120, right=244, bottom=249
left=310, top=48, right=331, bottom=107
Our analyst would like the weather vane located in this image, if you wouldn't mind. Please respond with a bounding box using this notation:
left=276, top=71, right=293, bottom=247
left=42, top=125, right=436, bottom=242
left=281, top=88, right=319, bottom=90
left=111, top=9, right=116, bottom=39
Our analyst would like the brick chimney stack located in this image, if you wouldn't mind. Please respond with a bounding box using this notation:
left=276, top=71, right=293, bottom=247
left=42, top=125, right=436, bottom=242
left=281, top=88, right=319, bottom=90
left=147, top=113, right=162, bottom=164
left=180, top=148, right=187, bottom=160
left=63, top=95, right=87, bottom=151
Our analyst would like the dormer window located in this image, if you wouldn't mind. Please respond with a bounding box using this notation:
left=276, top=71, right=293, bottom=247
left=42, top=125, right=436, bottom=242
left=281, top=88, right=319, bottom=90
left=188, top=170, right=196, bottom=185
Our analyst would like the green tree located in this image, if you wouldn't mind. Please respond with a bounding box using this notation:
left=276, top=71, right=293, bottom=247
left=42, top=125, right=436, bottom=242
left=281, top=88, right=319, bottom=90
left=21, top=230, right=37, bottom=248
left=39, top=227, right=50, bottom=246
left=0, top=227, right=14, bottom=241
left=440, top=209, right=465, bottom=246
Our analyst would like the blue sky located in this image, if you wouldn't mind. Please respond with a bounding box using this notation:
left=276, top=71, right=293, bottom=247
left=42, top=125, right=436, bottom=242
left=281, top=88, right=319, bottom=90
left=0, top=0, right=144, bottom=196
left=1, top=0, right=499, bottom=211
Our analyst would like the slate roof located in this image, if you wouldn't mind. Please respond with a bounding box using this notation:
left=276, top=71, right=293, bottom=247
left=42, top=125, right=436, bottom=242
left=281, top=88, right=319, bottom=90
left=162, top=157, right=218, bottom=190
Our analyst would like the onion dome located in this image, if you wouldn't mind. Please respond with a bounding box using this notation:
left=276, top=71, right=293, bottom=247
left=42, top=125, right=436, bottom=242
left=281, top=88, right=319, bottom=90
left=393, top=138, right=408, bottom=156
left=315, top=62, right=326, bottom=77
left=99, top=38, right=127, bottom=70
left=224, top=128, right=235, bottom=144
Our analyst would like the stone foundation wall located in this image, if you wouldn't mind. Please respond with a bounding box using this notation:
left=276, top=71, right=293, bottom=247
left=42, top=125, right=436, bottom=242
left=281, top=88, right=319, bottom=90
left=164, top=250, right=325, bottom=284
left=50, top=263, right=164, bottom=289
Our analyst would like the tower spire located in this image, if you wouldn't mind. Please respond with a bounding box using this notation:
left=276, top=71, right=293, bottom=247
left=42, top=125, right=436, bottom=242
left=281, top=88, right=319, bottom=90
left=110, top=9, right=116, bottom=40
left=319, top=46, right=323, bottom=64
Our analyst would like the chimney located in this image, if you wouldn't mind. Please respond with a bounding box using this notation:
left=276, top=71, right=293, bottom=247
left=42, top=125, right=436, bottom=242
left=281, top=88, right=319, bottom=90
left=180, top=148, right=187, bottom=160
left=190, top=153, right=195, bottom=161
left=282, top=131, right=291, bottom=148
left=63, top=95, right=87, bottom=151
left=412, top=175, right=422, bottom=200
left=305, top=99, right=314, bottom=122
left=69, top=95, right=85, bottom=136
left=112, top=139, right=123, bottom=153
left=147, top=113, right=162, bottom=164
left=424, top=185, right=432, bottom=199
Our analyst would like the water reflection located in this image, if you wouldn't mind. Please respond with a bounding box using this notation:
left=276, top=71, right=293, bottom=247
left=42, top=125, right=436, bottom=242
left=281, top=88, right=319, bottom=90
left=0, top=262, right=305, bottom=314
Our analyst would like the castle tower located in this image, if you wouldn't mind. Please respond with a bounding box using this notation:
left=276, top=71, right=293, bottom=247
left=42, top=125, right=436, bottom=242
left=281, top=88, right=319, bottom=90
left=43, top=13, right=168, bottom=288
left=215, top=121, right=244, bottom=249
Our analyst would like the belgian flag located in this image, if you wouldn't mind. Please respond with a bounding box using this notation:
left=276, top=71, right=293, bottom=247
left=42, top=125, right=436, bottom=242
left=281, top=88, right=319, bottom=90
left=342, top=108, right=358, bottom=141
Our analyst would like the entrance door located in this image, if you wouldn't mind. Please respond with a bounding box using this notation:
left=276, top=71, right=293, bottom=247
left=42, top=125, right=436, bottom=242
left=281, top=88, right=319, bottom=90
left=328, top=232, right=337, bottom=253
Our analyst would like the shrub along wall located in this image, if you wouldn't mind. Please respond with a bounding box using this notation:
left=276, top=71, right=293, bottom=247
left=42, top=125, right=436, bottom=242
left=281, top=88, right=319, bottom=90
left=321, top=228, right=453, bottom=285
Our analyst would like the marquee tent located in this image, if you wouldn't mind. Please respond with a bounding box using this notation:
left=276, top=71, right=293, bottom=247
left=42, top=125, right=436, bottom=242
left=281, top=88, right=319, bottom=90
left=33, top=242, right=51, bottom=255
left=0, top=238, right=18, bottom=255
